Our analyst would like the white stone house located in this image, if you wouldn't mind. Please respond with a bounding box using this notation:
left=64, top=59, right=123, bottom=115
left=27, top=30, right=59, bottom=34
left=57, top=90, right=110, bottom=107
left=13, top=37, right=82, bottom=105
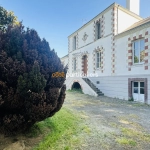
left=61, top=0, right=150, bottom=104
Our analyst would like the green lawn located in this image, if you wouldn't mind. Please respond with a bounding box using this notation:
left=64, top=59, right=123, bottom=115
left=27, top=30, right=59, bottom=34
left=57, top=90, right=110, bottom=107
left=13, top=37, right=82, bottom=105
left=32, top=107, right=84, bottom=150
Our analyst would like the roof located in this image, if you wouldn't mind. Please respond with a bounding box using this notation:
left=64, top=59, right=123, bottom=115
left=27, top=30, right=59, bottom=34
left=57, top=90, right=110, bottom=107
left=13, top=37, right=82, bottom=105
left=61, top=54, right=68, bottom=59
left=116, top=17, right=150, bottom=37
left=122, top=17, right=150, bottom=32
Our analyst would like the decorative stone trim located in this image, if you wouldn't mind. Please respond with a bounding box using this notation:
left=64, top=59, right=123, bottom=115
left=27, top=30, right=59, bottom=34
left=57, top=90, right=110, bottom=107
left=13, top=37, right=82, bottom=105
left=72, top=57, right=78, bottom=73
left=82, top=32, right=88, bottom=41
left=111, top=6, right=117, bottom=74
left=128, top=78, right=148, bottom=103
left=76, top=33, right=79, bottom=49
left=72, top=33, right=78, bottom=51
left=127, top=31, right=149, bottom=71
left=93, top=15, right=104, bottom=41
left=92, top=46, right=104, bottom=73
left=80, top=51, right=89, bottom=74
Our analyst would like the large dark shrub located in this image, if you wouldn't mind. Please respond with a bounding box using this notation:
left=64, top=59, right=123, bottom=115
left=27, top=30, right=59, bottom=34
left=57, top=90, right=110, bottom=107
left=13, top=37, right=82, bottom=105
left=0, top=24, right=67, bottom=133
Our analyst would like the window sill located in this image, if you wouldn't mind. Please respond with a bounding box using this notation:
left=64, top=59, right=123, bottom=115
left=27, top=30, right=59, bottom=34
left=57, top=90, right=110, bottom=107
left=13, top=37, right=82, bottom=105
left=131, top=63, right=144, bottom=67
left=95, top=67, right=102, bottom=70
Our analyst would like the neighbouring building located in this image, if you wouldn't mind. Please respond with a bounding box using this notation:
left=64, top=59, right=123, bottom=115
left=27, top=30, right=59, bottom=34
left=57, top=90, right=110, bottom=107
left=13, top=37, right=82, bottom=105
left=61, top=0, right=150, bottom=104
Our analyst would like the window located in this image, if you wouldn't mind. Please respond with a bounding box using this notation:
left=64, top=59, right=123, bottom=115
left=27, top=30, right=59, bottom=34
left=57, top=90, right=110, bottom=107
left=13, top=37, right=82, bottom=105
left=96, top=51, right=101, bottom=68
left=133, top=39, right=145, bottom=64
left=73, top=58, right=76, bottom=71
left=73, top=36, right=76, bottom=50
left=96, top=22, right=101, bottom=40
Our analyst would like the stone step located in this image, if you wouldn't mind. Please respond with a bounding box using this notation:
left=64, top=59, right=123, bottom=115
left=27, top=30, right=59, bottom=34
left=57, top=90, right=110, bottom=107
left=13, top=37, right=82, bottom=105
left=82, top=78, right=104, bottom=96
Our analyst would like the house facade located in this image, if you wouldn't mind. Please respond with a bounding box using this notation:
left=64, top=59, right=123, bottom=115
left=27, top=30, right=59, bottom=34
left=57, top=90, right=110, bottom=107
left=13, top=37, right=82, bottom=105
left=61, top=0, right=150, bottom=104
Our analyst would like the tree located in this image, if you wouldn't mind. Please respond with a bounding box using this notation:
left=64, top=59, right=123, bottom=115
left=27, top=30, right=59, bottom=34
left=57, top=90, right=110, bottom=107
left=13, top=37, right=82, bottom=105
left=0, top=23, right=67, bottom=133
left=0, top=6, right=19, bottom=31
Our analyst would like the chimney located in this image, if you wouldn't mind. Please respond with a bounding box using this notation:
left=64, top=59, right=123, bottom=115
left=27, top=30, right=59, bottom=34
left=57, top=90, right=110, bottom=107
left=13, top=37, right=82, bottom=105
left=126, top=0, right=140, bottom=15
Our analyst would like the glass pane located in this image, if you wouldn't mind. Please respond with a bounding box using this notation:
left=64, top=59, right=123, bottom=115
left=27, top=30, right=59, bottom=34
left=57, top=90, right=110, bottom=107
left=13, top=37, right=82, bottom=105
left=98, top=23, right=101, bottom=38
left=140, top=39, right=144, bottom=50
left=134, top=41, right=138, bottom=50
left=140, top=88, right=144, bottom=94
left=140, top=49, right=145, bottom=62
left=97, top=63, right=99, bottom=68
left=134, top=88, right=138, bottom=93
left=134, top=82, right=138, bottom=87
left=99, top=62, right=101, bottom=67
left=97, top=57, right=99, bottom=62
left=97, top=53, right=99, bottom=58
left=134, top=49, right=139, bottom=63
left=140, top=82, right=144, bottom=87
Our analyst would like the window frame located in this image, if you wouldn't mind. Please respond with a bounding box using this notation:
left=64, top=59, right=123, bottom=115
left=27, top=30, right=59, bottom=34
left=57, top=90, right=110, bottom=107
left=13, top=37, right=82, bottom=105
left=132, top=38, right=145, bottom=65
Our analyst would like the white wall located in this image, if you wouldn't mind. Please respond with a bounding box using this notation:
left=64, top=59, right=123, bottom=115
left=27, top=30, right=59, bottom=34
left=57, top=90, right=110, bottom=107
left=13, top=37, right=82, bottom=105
left=118, top=8, right=141, bottom=34
left=115, top=26, right=150, bottom=75
left=65, top=77, right=98, bottom=96
left=61, top=56, right=68, bottom=67
left=78, top=23, right=94, bottom=48
left=104, top=9, right=112, bottom=36
left=89, top=75, right=150, bottom=104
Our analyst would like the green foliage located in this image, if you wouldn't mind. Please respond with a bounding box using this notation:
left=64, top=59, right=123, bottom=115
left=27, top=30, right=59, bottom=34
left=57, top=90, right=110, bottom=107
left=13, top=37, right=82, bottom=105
left=128, top=97, right=134, bottom=101
left=0, top=6, right=19, bottom=31
left=0, top=6, right=67, bottom=133
left=17, top=63, right=46, bottom=96
left=33, top=108, right=82, bottom=150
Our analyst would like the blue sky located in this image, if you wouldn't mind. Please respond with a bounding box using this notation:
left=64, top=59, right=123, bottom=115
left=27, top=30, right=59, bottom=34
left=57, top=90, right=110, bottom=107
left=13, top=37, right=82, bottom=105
left=0, top=0, right=150, bottom=58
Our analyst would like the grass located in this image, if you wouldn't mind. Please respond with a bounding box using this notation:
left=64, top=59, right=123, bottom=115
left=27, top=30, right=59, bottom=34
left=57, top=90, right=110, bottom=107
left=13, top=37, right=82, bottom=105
left=67, top=88, right=83, bottom=94
left=33, top=107, right=84, bottom=150
left=116, top=138, right=137, bottom=146
left=121, top=127, right=150, bottom=142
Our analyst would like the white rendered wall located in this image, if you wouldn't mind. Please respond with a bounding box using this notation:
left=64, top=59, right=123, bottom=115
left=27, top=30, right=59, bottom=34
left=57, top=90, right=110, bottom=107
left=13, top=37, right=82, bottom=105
left=117, top=8, right=141, bottom=34
left=61, top=56, right=68, bottom=67
left=115, top=26, right=150, bottom=75
left=68, top=8, right=113, bottom=76
left=89, top=75, right=150, bottom=104
left=78, top=23, right=94, bottom=48
left=104, top=9, right=112, bottom=36
left=65, top=77, right=98, bottom=96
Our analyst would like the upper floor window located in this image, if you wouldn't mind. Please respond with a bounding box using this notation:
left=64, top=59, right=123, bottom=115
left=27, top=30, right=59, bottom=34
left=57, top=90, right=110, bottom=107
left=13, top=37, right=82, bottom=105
left=73, top=36, right=76, bottom=50
left=96, top=51, right=101, bottom=68
left=96, top=22, right=101, bottom=40
left=133, top=39, right=145, bottom=64
left=73, top=58, right=76, bottom=71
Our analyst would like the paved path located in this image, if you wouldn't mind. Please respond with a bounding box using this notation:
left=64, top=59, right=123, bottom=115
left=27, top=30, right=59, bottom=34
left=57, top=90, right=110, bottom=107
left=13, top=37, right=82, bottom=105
left=65, top=91, right=150, bottom=150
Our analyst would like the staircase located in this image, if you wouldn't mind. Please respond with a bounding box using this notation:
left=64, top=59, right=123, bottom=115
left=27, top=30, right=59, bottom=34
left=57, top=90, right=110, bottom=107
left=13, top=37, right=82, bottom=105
left=82, top=78, right=104, bottom=96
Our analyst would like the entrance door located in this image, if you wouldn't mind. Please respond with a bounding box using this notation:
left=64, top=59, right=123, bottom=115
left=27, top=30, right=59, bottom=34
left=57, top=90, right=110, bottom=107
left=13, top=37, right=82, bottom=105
left=132, top=82, right=144, bottom=102
left=82, top=55, right=87, bottom=75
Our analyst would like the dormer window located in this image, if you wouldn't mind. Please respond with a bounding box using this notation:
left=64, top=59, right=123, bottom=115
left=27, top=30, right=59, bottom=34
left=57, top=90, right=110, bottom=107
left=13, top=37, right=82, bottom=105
left=73, top=36, right=76, bottom=50
left=96, top=22, right=101, bottom=40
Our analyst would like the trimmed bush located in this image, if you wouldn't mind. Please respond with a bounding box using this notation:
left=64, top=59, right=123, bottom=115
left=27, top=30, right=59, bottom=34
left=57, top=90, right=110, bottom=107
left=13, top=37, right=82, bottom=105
left=0, top=24, right=67, bottom=133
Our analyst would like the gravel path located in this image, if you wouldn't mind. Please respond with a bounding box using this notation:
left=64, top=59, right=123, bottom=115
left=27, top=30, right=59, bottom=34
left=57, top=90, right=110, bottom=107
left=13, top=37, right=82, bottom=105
left=64, top=91, right=150, bottom=150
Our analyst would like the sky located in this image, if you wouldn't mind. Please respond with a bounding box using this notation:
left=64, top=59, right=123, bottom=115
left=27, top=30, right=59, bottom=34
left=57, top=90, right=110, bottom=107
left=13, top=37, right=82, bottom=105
left=0, top=0, right=150, bottom=58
